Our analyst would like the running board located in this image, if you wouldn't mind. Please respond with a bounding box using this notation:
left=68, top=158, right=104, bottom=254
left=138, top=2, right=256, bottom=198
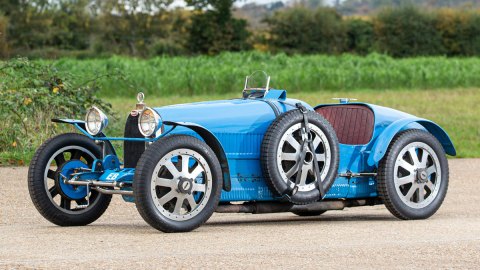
left=216, top=199, right=381, bottom=214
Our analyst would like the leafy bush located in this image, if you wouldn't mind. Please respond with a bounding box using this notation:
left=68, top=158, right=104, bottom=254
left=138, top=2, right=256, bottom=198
left=0, top=15, right=8, bottom=58
left=435, top=9, right=480, bottom=56
left=345, top=18, right=374, bottom=55
left=265, top=7, right=346, bottom=54
left=0, top=58, right=114, bottom=164
left=375, top=6, right=445, bottom=57
left=188, top=11, right=251, bottom=55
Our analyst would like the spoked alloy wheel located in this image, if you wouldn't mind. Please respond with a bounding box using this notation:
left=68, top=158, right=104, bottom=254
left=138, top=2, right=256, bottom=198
left=261, top=110, right=339, bottom=204
left=151, top=149, right=213, bottom=221
left=134, top=135, right=222, bottom=233
left=378, top=130, right=449, bottom=220
left=277, top=123, right=331, bottom=193
left=28, top=133, right=111, bottom=226
left=393, top=142, right=441, bottom=208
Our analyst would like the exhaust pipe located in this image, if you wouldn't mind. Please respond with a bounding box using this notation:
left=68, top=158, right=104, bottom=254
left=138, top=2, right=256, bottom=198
left=215, top=199, right=379, bottom=214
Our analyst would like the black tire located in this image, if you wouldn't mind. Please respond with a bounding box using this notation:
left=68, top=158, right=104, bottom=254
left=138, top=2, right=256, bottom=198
left=292, top=210, right=327, bottom=217
left=261, top=110, right=339, bottom=204
left=378, top=129, right=449, bottom=220
left=134, top=135, right=223, bottom=233
left=28, top=133, right=112, bottom=226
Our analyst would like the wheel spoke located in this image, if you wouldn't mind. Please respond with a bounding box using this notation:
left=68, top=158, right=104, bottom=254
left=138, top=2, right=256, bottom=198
left=49, top=186, right=59, bottom=198
left=397, top=159, right=415, bottom=173
left=181, top=155, right=190, bottom=174
left=155, top=177, right=175, bottom=188
left=47, top=169, right=56, bottom=180
left=190, top=164, right=204, bottom=179
left=312, top=134, right=322, bottom=149
left=60, top=197, right=71, bottom=210
left=285, top=164, right=298, bottom=178
left=286, top=136, right=301, bottom=152
left=396, top=174, right=415, bottom=186
left=417, top=185, right=425, bottom=202
left=281, top=152, right=297, bottom=161
left=186, top=195, right=198, bottom=210
left=407, top=148, right=420, bottom=167
left=315, top=153, right=325, bottom=162
left=405, top=184, right=418, bottom=201
left=158, top=190, right=176, bottom=205
left=54, top=154, right=66, bottom=165
left=299, top=164, right=310, bottom=185
left=420, top=150, right=430, bottom=168
left=173, top=196, right=185, bottom=214
left=164, top=160, right=180, bottom=178
left=426, top=180, right=435, bottom=191
left=426, top=165, right=436, bottom=177
left=70, top=149, right=82, bottom=160
left=193, top=183, right=206, bottom=193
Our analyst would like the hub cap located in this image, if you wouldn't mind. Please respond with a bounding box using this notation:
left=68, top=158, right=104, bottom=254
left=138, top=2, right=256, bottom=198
left=394, top=142, right=441, bottom=209
left=276, top=123, right=331, bottom=192
left=44, top=146, right=99, bottom=213
left=151, top=149, right=212, bottom=221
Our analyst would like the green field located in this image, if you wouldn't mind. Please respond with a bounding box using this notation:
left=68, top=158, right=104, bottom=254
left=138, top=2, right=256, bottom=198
left=40, top=52, right=480, bottom=97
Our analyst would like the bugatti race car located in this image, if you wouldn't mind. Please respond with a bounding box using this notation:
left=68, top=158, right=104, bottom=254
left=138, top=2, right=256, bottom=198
left=28, top=72, right=456, bottom=233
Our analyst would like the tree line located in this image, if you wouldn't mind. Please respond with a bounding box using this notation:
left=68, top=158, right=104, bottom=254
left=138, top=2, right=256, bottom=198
left=1, top=0, right=480, bottom=58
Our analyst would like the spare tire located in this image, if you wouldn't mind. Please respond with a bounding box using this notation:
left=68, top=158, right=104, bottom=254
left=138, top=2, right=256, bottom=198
left=261, top=109, right=339, bottom=204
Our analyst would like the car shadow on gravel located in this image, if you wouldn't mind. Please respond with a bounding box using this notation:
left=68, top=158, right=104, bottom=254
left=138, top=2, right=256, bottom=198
left=204, top=214, right=396, bottom=227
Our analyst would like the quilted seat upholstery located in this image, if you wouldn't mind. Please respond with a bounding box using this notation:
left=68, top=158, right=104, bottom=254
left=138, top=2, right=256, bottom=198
left=315, top=105, right=374, bottom=145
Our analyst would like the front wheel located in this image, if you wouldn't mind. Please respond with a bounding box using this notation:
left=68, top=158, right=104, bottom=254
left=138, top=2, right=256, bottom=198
left=28, top=133, right=112, bottom=226
left=378, top=130, right=449, bottom=220
left=133, top=135, right=223, bottom=233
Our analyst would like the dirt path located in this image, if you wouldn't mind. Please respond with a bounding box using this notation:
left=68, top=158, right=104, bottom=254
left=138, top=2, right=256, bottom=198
left=1, top=159, right=479, bottom=269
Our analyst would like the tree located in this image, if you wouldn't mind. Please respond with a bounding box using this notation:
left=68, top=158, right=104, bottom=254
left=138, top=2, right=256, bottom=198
left=185, top=0, right=251, bottom=54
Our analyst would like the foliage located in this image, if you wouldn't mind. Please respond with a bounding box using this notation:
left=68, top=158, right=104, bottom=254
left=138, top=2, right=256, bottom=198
left=38, top=52, right=480, bottom=97
left=265, top=7, right=346, bottom=54
left=375, top=7, right=445, bottom=57
left=0, top=15, right=7, bottom=58
left=0, top=58, right=115, bottom=164
left=186, top=0, right=251, bottom=54
left=435, top=9, right=480, bottom=56
left=345, top=18, right=374, bottom=55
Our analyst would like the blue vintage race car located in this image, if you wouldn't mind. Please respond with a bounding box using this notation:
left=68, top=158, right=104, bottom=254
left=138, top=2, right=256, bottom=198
left=28, top=72, right=456, bottom=233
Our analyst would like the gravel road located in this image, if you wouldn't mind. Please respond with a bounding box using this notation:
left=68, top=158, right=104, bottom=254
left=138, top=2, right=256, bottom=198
left=0, top=159, right=479, bottom=269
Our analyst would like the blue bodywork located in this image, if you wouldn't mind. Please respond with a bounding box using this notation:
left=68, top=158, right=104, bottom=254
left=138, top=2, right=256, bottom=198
left=58, top=89, right=456, bottom=203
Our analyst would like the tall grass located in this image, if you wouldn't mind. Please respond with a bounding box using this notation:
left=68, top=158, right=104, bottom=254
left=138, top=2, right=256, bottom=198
left=40, top=52, right=480, bottom=97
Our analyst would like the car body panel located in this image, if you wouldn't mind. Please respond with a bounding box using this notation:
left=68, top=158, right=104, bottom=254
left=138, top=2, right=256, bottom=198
left=56, top=90, right=455, bottom=203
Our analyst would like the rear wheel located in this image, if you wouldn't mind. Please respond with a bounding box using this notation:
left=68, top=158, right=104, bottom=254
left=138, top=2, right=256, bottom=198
left=378, top=130, right=448, bottom=220
left=134, top=135, right=222, bottom=233
left=28, top=133, right=111, bottom=226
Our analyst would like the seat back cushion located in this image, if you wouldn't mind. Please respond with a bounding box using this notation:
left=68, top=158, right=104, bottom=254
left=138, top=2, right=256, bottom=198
left=315, top=105, right=374, bottom=145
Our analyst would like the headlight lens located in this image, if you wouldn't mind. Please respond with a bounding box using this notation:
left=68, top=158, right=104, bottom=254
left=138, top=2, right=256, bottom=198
left=138, top=107, right=161, bottom=137
left=85, top=106, right=108, bottom=136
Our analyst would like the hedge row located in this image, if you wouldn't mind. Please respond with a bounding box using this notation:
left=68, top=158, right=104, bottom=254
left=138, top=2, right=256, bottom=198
left=266, top=6, right=480, bottom=57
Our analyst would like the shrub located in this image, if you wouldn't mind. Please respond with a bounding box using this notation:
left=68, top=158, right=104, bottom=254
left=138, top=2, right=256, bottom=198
left=188, top=10, right=251, bottom=55
left=375, top=6, right=445, bottom=57
left=345, top=18, right=374, bottom=55
left=0, top=15, right=8, bottom=58
left=435, top=9, right=480, bottom=56
left=265, top=7, right=346, bottom=54
left=0, top=58, right=115, bottom=164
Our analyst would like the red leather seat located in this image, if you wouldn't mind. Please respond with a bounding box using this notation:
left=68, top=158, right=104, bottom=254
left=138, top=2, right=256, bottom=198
left=315, top=105, right=374, bottom=145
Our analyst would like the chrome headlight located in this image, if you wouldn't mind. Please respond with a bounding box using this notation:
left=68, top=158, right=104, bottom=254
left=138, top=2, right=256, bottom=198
left=85, top=106, right=108, bottom=136
left=138, top=107, right=162, bottom=137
